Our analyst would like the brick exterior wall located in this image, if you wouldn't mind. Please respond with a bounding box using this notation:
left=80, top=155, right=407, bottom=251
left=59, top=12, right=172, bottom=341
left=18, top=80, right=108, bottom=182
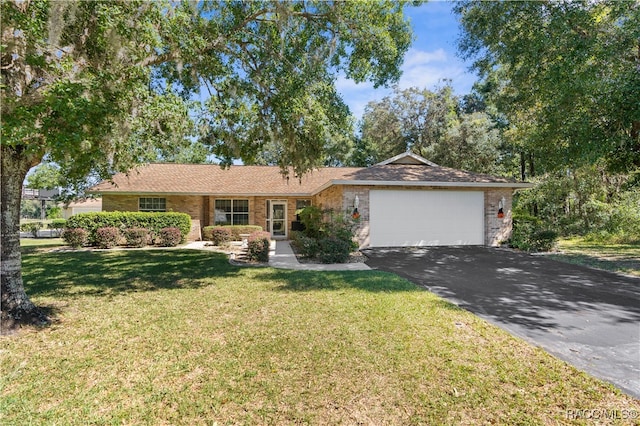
left=484, top=188, right=513, bottom=246
left=314, top=185, right=343, bottom=211
left=102, top=194, right=138, bottom=212
left=102, top=194, right=205, bottom=240
left=339, top=186, right=371, bottom=248
left=102, top=194, right=204, bottom=218
left=103, top=187, right=515, bottom=246
left=103, top=194, right=316, bottom=241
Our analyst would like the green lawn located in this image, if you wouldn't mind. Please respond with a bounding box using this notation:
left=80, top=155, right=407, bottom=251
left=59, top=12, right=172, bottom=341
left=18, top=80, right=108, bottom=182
left=2, top=247, right=638, bottom=424
left=549, top=238, right=640, bottom=277
left=19, top=237, right=65, bottom=248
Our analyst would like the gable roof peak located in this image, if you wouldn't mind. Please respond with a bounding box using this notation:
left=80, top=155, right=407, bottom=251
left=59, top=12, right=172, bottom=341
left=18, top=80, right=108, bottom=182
left=375, top=152, right=439, bottom=167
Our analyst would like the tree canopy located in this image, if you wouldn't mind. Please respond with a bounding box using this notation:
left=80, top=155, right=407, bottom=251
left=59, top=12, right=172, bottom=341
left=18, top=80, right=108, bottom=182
left=25, top=163, right=62, bottom=191
left=355, top=84, right=513, bottom=176
left=454, top=0, right=640, bottom=174
left=1, top=0, right=415, bottom=327
left=358, top=85, right=458, bottom=163
left=454, top=0, right=639, bottom=245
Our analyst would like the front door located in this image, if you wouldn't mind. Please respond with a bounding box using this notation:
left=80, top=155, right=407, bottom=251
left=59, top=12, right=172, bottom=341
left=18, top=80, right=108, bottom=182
left=269, top=201, right=287, bottom=238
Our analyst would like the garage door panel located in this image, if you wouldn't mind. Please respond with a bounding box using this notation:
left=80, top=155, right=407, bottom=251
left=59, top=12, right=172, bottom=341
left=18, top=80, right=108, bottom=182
left=370, top=190, right=484, bottom=247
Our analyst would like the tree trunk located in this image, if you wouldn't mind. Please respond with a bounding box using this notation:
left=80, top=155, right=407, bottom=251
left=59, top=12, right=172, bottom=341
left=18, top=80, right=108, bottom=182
left=632, top=120, right=640, bottom=168
left=528, top=152, right=535, bottom=178
left=634, top=39, right=640, bottom=166
left=1, top=145, right=49, bottom=333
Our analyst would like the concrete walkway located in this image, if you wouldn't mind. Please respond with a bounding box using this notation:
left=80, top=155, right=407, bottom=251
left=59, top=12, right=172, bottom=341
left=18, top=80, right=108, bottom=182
left=183, top=240, right=370, bottom=271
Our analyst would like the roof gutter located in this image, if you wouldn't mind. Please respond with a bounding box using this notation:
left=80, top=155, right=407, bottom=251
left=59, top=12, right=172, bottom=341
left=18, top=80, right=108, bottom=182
left=85, top=190, right=315, bottom=197
left=87, top=181, right=533, bottom=197
left=312, top=179, right=534, bottom=195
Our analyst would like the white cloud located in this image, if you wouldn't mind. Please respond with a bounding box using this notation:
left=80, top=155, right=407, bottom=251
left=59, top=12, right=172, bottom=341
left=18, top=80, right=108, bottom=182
left=398, top=48, right=472, bottom=91
left=335, top=47, right=477, bottom=121
left=402, top=48, right=448, bottom=68
left=334, top=74, right=374, bottom=93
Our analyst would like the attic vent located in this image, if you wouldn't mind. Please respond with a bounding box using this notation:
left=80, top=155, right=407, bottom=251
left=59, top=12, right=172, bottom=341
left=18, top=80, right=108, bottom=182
left=375, top=152, right=439, bottom=167
left=392, top=156, right=425, bottom=165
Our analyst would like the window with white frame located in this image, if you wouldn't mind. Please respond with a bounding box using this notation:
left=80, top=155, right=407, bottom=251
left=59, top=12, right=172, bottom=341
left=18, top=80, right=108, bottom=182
left=214, top=199, right=249, bottom=225
left=139, top=197, right=166, bottom=212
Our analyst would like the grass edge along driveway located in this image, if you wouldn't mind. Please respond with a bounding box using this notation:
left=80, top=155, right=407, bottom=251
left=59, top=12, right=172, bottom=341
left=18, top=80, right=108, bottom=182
left=1, top=246, right=639, bottom=425
left=550, top=238, right=640, bottom=278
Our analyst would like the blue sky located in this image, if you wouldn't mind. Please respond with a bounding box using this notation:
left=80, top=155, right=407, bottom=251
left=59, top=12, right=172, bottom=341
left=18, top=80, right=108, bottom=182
left=336, top=1, right=477, bottom=122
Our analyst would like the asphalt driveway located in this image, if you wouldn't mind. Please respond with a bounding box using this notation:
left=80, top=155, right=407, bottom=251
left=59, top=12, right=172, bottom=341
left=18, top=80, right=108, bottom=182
left=363, top=246, right=640, bottom=398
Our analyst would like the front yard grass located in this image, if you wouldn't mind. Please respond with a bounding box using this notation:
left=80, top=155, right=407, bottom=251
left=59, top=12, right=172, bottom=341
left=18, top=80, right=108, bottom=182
left=19, top=237, right=65, bottom=249
left=2, top=248, right=638, bottom=424
left=549, top=237, right=640, bottom=277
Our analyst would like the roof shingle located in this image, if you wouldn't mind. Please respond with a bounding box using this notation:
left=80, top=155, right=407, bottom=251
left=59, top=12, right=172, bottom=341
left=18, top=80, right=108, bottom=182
left=341, top=164, right=514, bottom=183
left=88, top=160, right=526, bottom=196
left=89, top=164, right=361, bottom=195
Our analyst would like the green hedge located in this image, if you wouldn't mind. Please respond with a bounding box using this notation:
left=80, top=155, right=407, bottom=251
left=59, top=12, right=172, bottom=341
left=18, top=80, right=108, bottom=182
left=203, top=227, right=233, bottom=245
left=66, top=212, right=191, bottom=245
left=48, top=219, right=67, bottom=237
left=318, top=237, right=351, bottom=264
left=20, top=222, right=42, bottom=237
left=123, top=227, right=150, bottom=248
left=203, top=225, right=262, bottom=241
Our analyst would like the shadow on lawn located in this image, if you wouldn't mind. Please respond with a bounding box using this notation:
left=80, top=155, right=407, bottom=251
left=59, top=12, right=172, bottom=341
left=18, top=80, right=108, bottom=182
left=364, top=247, right=640, bottom=332
left=21, top=249, right=240, bottom=298
left=256, top=269, right=423, bottom=293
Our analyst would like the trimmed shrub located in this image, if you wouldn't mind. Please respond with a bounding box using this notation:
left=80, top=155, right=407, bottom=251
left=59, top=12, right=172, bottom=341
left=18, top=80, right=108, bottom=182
left=224, top=225, right=263, bottom=240
left=202, top=226, right=215, bottom=241
left=66, top=212, right=191, bottom=245
left=123, top=227, right=149, bottom=248
left=203, top=226, right=233, bottom=245
left=246, top=231, right=271, bottom=262
left=157, top=227, right=182, bottom=247
left=62, top=228, right=88, bottom=248
left=203, top=225, right=263, bottom=243
left=95, top=227, right=121, bottom=249
left=318, top=237, right=351, bottom=264
left=48, top=219, right=67, bottom=237
left=291, top=231, right=320, bottom=258
left=20, top=221, right=42, bottom=238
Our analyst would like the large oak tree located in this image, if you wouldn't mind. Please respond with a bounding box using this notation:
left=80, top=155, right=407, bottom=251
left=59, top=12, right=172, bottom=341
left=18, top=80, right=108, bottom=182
left=1, top=0, right=414, bottom=329
left=454, top=0, right=640, bottom=174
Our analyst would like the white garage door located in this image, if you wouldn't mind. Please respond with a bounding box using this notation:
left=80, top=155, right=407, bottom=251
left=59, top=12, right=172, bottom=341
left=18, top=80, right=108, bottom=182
left=369, top=190, right=484, bottom=247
